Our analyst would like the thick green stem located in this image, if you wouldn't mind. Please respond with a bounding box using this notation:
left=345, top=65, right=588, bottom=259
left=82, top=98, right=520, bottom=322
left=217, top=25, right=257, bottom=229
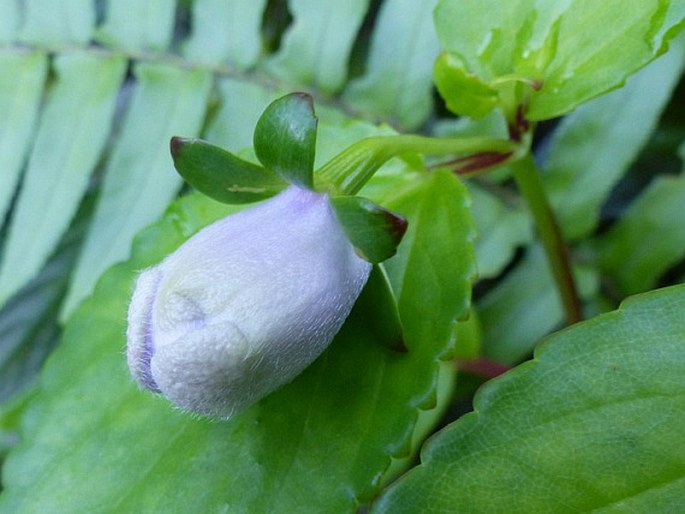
left=511, top=154, right=583, bottom=325
left=315, top=135, right=517, bottom=195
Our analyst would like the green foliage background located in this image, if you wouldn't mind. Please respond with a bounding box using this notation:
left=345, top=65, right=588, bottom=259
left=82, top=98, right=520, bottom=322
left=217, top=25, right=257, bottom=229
left=0, top=0, right=684, bottom=512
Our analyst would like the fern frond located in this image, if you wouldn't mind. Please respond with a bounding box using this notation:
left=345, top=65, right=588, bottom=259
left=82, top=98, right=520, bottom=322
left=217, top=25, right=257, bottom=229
left=0, top=0, right=441, bottom=324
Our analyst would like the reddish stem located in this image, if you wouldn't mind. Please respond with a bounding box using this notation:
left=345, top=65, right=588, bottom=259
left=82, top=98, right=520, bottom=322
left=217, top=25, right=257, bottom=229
left=457, top=358, right=512, bottom=379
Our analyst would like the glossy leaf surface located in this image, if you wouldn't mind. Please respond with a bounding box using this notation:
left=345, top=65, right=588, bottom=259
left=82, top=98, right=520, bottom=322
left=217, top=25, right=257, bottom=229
left=331, top=196, right=408, bottom=263
left=254, top=93, right=318, bottom=189
left=434, top=0, right=685, bottom=120
left=170, top=137, right=286, bottom=203
left=433, top=52, right=499, bottom=118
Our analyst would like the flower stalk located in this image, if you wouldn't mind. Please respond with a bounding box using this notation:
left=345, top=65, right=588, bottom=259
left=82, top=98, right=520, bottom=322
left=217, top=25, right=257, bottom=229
left=315, top=135, right=519, bottom=195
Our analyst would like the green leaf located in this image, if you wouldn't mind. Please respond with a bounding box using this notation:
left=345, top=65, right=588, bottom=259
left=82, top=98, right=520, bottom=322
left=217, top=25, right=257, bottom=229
left=254, top=92, right=318, bottom=189
left=204, top=79, right=277, bottom=152
left=380, top=360, right=457, bottom=485
left=382, top=314, right=481, bottom=483
left=60, top=63, right=212, bottom=320
left=0, top=165, right=475, bottom=512
left=433, top=52, right=499, bottom=119
left=381, top=169, right=477, bottom=359
left=266, top=0, right=370, bottom=93
left=479, top=245, right=598, bottom=365
left=0, top=387, right=37, bottom=462
left=0, top=194, right=91, bottom=404
left=434, top=0, right=685, bottom=120
left=467, top=182, right=532, bottom=279
left=353, top=265, right=405, bottom=353
left=0, top=50, right=47, bottom=225
left=543, top=38, right=685, bottom=240
left=183, top=0, right=268, bottom=68
left=95, top=0, right=176, bottom=52
left=374, top=284, right=685, bottom=512
left=331, top=196, right=408, bottom=263
left=170, top=137, right=287, bottom=203
left=597, top=174, right=685, bottom=296
left=18, top=0, right=95, bottom=46
left=344, top=0, right=440, bottom=129
left=0, top=53, right=126, bottom=306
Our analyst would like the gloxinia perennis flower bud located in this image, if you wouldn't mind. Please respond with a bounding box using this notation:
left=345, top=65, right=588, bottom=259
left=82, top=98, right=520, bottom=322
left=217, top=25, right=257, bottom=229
left=127, top=186, right=372, bottom=418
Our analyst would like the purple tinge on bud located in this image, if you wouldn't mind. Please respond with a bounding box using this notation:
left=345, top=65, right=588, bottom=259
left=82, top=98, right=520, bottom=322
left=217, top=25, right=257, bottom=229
left=126, top=186, right=372, bottom=418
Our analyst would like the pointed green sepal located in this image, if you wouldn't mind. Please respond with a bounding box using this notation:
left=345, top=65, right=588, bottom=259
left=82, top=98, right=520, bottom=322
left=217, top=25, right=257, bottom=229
left=352, top=264, right=406, bottom=353
left=253, top=92, right=317, bottom=189
left=434, top=52, right=499, bottom=119
left=170, top=137, right=287, bottom=204
left=331, top=195, right=408, bottom=264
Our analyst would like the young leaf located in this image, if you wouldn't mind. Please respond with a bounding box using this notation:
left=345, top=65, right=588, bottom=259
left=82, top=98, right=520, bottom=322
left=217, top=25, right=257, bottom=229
left=434, top=0, right=685, bottom=120
left=253, top=92, right=317, bottom=189
left=170, top=137, right=287, bottom=204
left=331, top=196, right=408, bottom=263
left=374, top=284, right=685, bottom=512
left=0, top=51, right=47, bottom=226
left=433, top=52, right=499, bottom=119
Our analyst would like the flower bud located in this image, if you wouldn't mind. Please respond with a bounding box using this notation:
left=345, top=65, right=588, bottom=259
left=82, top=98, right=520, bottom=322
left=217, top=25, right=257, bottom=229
left=127, top=186, right=372, bottom=418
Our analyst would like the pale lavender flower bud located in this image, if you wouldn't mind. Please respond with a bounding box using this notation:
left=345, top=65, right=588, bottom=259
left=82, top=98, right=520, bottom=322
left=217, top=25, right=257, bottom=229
left=126, top=186, right=372, bottom=418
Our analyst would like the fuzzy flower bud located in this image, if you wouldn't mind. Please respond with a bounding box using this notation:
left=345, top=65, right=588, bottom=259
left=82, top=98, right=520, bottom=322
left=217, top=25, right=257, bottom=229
left=127, top=186, right=372, bottom=418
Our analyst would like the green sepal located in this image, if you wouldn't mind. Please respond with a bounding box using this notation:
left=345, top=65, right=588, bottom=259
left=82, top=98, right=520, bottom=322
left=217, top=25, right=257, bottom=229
left=253, top=92, right=317, bottom=189
left=331, top=195, right=408, bottom=264
left=170, top=137, right=287, bottom=204
left=434, top=52, right=499, bottom=119
left=351, top=264, right=406, bottom=353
